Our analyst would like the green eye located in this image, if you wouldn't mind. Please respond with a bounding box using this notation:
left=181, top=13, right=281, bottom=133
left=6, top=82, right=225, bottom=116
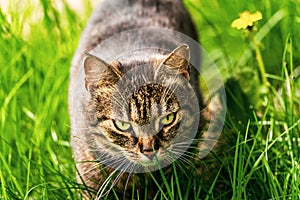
left=160, top=113, right=175, bottom=125
left=114, top=120, right=131, bottom=131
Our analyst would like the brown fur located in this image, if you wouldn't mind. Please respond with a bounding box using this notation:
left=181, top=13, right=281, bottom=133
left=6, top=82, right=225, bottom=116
left=69, top=0, right=224, bottom=199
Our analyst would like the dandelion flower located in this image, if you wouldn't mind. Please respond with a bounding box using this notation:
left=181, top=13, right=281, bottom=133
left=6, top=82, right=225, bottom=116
left=231, top=11, right=262, bottom=29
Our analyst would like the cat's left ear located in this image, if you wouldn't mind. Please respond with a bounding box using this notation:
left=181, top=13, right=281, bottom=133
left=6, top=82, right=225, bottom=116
left=160, top=44, right=190, bottom=80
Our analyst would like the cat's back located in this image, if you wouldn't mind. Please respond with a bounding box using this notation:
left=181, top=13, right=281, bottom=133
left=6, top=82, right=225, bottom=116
left=77, top=0, right=197, bottom=52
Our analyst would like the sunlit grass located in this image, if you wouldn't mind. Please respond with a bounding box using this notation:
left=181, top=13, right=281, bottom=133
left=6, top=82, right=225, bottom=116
left=1, top=0, right=300, bottom=199
left=0, top=1, right=90, bottom=198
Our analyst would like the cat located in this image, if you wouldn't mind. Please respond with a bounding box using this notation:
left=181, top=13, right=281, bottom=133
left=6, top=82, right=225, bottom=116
left=69, top=0, right=224, bottom=199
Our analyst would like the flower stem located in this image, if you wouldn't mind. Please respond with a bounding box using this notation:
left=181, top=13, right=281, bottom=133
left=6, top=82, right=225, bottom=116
left=251, top=35, right=269, bottom=87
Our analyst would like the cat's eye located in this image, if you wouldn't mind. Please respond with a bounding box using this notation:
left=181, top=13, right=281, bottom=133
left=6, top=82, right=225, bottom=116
left=160, top=113, right=175, bottom=125
left=114, top=120, right=131, bottom=131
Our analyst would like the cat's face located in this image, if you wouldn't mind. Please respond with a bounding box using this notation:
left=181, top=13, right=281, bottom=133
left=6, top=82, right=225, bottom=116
left=84, top=45, right=200, bottom=172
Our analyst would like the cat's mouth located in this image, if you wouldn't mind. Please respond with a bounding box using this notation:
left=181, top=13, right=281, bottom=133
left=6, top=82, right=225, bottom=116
left=140, top=149, right=156, bottom=161
left=133, top=152, right=166, bottom=168
left=140, top=153, right=158, bottom=163
left=131, top=147, right=173, bottom=165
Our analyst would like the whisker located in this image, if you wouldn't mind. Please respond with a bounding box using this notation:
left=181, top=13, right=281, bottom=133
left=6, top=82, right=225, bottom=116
left=94, top=154, right=125, bottom=165
left=96, top=168, right=118, bottom=199
left=180, top=136, right=219, bottom=142
left=96, top=159, right=131, bottom=199
left=172, top=153, right=197, bottom=170
left=170, top=148, right=196, bottom=156
left=78, top=157, right=123, bottom=184
left=102, top=171, right=125, bottom=197
left=77, top=162, right=100, bottom=177
left=123, top=163, right=135, bottom=200
left=111, top=94, right=126, bottom=108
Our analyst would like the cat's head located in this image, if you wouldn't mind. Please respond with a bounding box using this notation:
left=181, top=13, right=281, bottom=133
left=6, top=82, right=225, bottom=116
left=84, top=44, right=200, bottom=172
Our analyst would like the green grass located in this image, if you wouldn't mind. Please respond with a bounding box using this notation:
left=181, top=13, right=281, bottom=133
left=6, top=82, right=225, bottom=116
left=1, top=0, right=300, bottom=199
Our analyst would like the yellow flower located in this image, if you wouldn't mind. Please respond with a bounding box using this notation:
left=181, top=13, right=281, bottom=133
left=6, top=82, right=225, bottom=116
left=231, top=11, right=262, bottom=29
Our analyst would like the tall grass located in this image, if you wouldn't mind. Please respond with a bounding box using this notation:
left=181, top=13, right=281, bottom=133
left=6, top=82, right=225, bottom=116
left=1, top=0, right=300, bottom=199
left=0, top=1, right=90, bottom=198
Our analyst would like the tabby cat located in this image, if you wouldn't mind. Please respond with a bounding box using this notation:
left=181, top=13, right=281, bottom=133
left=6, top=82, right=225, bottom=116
left=69, top=0, right=223, bottom=199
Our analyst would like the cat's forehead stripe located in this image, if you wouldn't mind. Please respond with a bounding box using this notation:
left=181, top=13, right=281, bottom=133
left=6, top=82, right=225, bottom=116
left=128, top=84, right=180, bottom=125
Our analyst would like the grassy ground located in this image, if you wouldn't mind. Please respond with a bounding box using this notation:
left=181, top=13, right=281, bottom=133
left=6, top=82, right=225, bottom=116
left=0, top=0, right=299, bottom=199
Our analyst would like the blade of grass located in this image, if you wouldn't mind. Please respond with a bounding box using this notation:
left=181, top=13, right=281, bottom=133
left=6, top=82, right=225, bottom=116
left=148, top=172, right=168, bottom=200
left=261, top=158, right=281, bottom=199
left=144, top=175, right=148, bottom=200
left=0, top=153, right=24, bottom=197
left=153, top=155, right=173, bottom=199
left=1, top=68, right=33, bottom=127
left=204, top=166, right=222, bottom=200
left=172, top=162, right=183, bottom=200
left=0, top=170, right=8, bottom=199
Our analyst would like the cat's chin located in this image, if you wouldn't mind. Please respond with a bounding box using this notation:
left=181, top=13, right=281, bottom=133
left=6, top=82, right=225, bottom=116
left=129, top=154, right=158, bottom=164
left=129, top=154, right=171, bottom=169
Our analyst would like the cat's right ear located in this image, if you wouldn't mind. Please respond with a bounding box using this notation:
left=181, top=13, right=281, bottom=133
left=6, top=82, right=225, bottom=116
left=84, top=54, right=108, bottom=92
left=84, top=54, right=122, bottom=92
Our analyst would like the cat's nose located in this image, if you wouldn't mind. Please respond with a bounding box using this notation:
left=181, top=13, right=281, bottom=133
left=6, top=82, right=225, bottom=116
left=139, top=138, right=159, bottom=160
